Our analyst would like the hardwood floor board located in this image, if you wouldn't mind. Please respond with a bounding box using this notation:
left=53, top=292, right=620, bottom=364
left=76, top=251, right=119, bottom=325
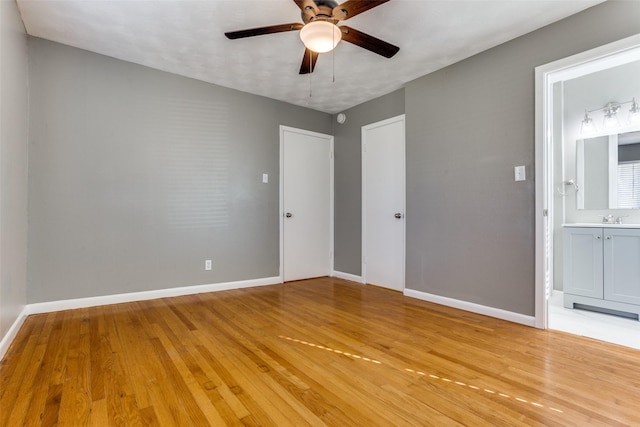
left=155, top=300, right=266, bottom=425
left=76, top=309, right=93, bottom=424
left=152, top=320, right=233, bottom=425
left=326, top=338, right=548, bottom=427
left=3, top=278, right=640, bottom=425
left=56, top=310, right=88, bottom=426
left=502, top=363, right=640, bottom=424
left=102, top=305, right=151, bottom=426
left=402, top=345, right=606, bottom=426
left=89, top=398, right=108, bottom=426
left=188, top=339, right=257, bottom=421
left=182, top=305, right=331, bottom=425
left=22, top=314, right=67, bottom=425
left=206, top=347, right=319, bottom=426
left=149, top=327, right=214, bottom=425
left=4, top=342, right=48, bottom=426
left=41, top=383, right=63, bottom=426
left=138, top=405, right=160, bottom=427
left=197, top=306, right=381, bottom=426
left=257, top=342, right=398, bottom=426
left=167, top=348, right=244, bottom=425
left=113, top=307, right=156, bottom=410
left=195, top=343, right=283, bottom=426
left=88, top=310, right=107, bottom=402
left=389, top=380, right=523, bottom=427
left=327, top=359, right=470, bottom=426
left=0, top=314, right=46, bottom=404
left=3, top=313, right=63, bottom=426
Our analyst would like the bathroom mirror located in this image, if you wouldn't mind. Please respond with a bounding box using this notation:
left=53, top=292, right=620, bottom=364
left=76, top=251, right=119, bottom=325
left=577, top=130, right=640, bottom=209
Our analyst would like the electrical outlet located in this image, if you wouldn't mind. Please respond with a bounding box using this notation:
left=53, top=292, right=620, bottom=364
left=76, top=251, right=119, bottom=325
left=205, top=260, right=212, bottom=271
left=262, top=173, right=269, bottom=183
left=514, top=165, right=526, bottom=181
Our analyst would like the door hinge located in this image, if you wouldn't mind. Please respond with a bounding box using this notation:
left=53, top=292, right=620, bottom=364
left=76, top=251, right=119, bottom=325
left=543, top=209, right=548, bottom=217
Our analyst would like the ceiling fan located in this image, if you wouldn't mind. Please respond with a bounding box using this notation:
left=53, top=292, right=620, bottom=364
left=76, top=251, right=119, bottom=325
left=224, top=0, right=400, bottom=74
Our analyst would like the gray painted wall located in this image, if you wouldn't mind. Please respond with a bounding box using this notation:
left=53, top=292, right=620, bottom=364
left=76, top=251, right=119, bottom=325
left=332, top=89, right=404, bottom=276
left=0, top=0, right=29, bottom=340
left=27, top=38, right=331, bottom=303
left=405, top=0, right=640, bottom=315
left=8, top=0, right=640, bottom=324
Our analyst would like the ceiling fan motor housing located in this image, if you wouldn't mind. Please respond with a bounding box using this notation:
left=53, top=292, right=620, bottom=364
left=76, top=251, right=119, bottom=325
left=302, top=0, right=342, bottom=24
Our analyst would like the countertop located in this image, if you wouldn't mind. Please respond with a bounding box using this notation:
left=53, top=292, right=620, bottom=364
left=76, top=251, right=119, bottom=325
left=563, top=223, right=640, bottom=229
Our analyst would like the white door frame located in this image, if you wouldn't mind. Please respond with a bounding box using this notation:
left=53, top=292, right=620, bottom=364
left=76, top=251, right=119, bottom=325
left=361, top=114, right=406, bottom=288
left=279, top=125, right=334, bottom=282
left=534, top=34, right=640, bottom=329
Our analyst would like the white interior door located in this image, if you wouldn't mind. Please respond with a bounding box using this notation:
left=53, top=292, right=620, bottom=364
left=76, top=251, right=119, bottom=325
left=281, top=126, right=333, bottom=282
left=362, top=115, right=405, bottom=291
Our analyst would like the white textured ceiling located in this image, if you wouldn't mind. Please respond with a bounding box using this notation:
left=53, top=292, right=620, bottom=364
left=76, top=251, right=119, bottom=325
left=17, top=0, right=603, bottom=114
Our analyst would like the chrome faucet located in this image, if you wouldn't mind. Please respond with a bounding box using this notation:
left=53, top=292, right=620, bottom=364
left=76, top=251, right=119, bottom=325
left=615, top=216, right=627, bottom=224
left=602, top=214, right=615, bottom=224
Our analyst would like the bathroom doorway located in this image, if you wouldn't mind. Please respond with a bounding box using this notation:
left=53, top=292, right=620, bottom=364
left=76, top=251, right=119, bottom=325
left=535, top=34, right=640, bottom=349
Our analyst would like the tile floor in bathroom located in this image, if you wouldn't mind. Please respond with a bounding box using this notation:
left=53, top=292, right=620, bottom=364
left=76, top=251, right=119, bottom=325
left=549, top=290, right=640, bottom=350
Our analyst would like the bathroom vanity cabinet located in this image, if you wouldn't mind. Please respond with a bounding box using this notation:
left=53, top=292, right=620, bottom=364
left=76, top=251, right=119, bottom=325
left=563, top=225, right=640, bottom=318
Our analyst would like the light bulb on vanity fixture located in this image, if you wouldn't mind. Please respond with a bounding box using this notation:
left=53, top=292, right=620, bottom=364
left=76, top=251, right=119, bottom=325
left=580, top=110, right=596, bottom=135
left=603, top=102, right=621, bottom=129
left=629, top=98, right=640, bottom=124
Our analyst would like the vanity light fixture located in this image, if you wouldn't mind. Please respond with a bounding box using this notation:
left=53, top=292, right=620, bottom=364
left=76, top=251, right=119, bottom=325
left=580, top=97, right=640, bottom=135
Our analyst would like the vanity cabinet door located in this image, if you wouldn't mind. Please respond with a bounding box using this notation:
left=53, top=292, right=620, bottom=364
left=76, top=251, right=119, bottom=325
left=604, top=229, right=640, bottom=305
left=563, top=228, right=603, bottom=299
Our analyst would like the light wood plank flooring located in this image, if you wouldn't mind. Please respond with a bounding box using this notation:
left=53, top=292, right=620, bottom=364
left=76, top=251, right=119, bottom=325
left=1, top=277, right=639, bottom=426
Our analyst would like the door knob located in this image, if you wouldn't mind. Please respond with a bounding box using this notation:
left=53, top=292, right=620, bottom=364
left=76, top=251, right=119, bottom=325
left=394, top=213, right=403, bottom=219
left=285, top=212, right=293, bottom=218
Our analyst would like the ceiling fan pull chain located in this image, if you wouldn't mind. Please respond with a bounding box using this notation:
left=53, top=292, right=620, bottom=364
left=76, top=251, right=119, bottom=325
left=309, top=50, right=313, bottom=97
left=332, top=28, right=336, bottom=83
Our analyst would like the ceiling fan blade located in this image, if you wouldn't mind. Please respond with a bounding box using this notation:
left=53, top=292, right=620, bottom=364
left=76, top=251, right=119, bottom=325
left=299, top=49, right=319, bottom=74
left=332, top=0, right=391, bottom=21
left=339, top=26, right=399, bottom=58
left=293, top=0, right=320, bottom=17
left=225, top=23, right=303, bottom=39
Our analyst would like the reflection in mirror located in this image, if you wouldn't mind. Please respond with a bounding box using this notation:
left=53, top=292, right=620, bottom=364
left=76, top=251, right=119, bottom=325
left=577, top=131, right=640, bottom=209
left=617, top=132, right=640, bottom=208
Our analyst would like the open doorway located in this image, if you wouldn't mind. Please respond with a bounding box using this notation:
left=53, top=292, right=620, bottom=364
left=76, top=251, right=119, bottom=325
left=535, top=34, right=640, bottom=349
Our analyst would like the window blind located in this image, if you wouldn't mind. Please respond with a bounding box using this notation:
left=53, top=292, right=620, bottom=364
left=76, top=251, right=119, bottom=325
left=617, top=161, right=640, bottom=209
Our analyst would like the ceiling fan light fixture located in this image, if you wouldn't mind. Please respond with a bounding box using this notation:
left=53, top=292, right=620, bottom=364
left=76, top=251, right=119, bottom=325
left=300, top=21, right=342, bottom=53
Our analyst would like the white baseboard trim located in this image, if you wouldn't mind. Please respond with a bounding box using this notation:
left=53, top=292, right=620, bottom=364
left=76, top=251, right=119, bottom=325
left=27, top=276, right=282, bottom=315
left=332, top=271, right=365, bottom=284
left=404, top=288, right=536, bottom=327
left=0, top=306, right=30, bottom=362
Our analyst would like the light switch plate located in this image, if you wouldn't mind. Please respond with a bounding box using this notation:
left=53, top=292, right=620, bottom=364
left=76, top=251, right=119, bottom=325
left=514, top=165, right=526, bottom=181
left=262, top=173, right=269, bottom=183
